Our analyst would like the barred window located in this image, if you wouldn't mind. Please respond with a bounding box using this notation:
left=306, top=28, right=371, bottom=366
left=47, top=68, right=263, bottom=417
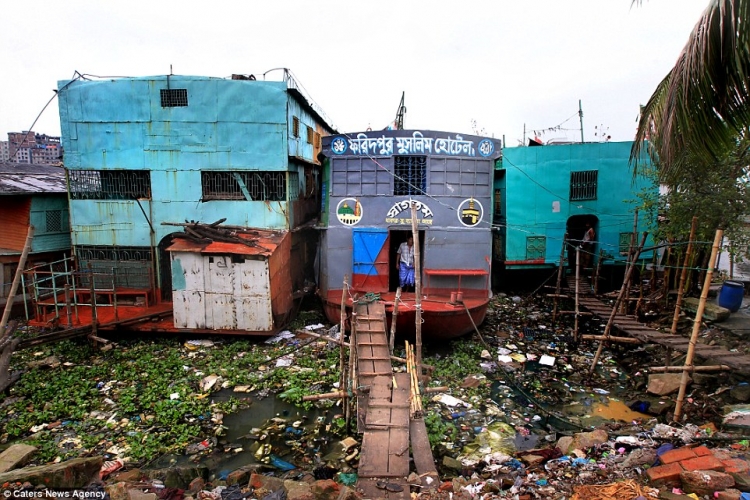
left=69, top=170, right=151, bottom=200
left=288, top=172, right=299, bottom=201
left=160, top=89, right=188, bottom=107
left=76, top=245, right=153, bottom=289
left=619, top=232, right=632, bottom=255
left=45, top=210, right=63, bottom=233
left=306, top=126, right=313, bottom=145
left=201, top=171, right=288, bottom=201
left=393, top=156, right=427, bottom=195
left=292, top=116, right=300, bottom=138
left=314, top=132, right=321, bottom=148
left=570, top=170, right=598, bottom=201
left=525, top=236, right=546, bottom=260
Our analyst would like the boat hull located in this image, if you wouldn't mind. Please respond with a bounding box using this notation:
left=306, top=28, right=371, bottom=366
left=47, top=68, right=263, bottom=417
left=321, top=289, right=488, bottom=341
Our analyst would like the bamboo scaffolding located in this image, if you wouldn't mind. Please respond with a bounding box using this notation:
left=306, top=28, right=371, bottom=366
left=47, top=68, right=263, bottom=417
left=589, top=232, right=648, bottom=375
left=673, top=229, right=723, bottom=422
left=666, top=217, right=697, bottom=367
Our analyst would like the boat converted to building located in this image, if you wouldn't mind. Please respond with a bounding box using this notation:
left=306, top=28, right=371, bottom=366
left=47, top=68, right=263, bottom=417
left=318, top=130, right=502, bottom=340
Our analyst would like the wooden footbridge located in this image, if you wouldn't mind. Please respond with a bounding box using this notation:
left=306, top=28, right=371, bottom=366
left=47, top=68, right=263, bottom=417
left=564, top=278, right=750, bottom=376
left=352, top=300, right=439, bottom=499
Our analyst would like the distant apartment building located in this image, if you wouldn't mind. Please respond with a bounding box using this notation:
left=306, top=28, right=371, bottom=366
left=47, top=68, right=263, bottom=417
left=5, top=131, right=62, bottom=164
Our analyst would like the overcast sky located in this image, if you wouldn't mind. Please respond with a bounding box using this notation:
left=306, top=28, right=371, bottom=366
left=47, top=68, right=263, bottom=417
left=1, top=0, right=709, bottom=146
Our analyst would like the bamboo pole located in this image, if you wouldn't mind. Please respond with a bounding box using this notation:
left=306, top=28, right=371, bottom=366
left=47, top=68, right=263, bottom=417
left=0, top=227, right=34, bottom=332
left=581, top=335, right=642, bottom=344
left=594, top=249, right=603, bottom=295
left=389, top=287, right=401, bottom=355
left=573, top=246, right=581, bottom=342
left=667, top=217, right=698, bottom=367
left=673, top=229, right=723, bottom=422
left=662, top=239, right=673, bottom=308
left=589, top=232, right=648, bottom=375
left=339, top=277, right=348, bottom=428
left=623, top=210, right=639, bottom=315
left=552, top=234, right=567, bottom=323
left=651, top=365, right=729, bottom=373
left=346, top=306, right=357, bottom=433
left=302, top=391, right=345, bottom=402
left=410, top=203, right=423, bottom=383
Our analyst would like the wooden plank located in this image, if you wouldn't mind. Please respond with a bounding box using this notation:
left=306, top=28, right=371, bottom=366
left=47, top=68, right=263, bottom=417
left=410, top=418, right=439, bottom=489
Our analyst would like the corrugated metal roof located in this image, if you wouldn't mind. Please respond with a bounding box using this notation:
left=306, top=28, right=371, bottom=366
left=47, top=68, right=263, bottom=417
left=167, top=229, right=286, bottom=256
left=0, top=163, right=67, bottom=195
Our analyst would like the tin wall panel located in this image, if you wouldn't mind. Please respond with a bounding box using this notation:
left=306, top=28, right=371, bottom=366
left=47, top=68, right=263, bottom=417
left=0, top=197, right=31, bottom=251
left=173, top=290, right=206, bottom=329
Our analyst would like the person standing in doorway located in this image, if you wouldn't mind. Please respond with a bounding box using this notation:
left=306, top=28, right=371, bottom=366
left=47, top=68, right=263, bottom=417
left=580, top=222, right=596, bottom=270
left=396, top=235, right=415, bottom=292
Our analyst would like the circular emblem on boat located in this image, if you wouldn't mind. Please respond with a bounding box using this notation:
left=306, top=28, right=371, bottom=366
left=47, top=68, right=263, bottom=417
left=331, top=136, right=348, bottom=155
left=458, top=198, right=483, bottom=227
left=478, top=139, right=494, bottom=157
left=336, top=198, right=363, bottom=226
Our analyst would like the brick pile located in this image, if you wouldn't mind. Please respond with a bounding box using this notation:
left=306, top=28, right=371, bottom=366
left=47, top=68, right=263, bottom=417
left=646, top=445, right=750, bottom=498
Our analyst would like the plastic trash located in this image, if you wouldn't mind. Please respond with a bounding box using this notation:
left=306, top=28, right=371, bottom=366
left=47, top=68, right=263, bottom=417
left=268, top=454, right=296, bottom=471
left=336, top=472, right=357, bottom=486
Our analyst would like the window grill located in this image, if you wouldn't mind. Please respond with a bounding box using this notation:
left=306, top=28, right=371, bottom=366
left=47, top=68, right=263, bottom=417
left=292, top=117, right=300, bottom=138
left=69, top=170, right=151, bottom=200
left=201, top=171, right=288, bottom=201
left=526, top=236, right=546, bottom=260
left=314, top=132, right=321, bottom=148
left=306, top=126, right=313, bottom=144
left=570, top=170, right=598, bottom=201
left=619, top=232, right=633, bottom=255
left=160, top=88, right=188, bottom=107
left=393, top=156, right=427, bottom=195
left=45, top=210, right=63, bottom=233
left=288, top=172, right=299, bottom=201
left=76, top=245, right=153, bottom=289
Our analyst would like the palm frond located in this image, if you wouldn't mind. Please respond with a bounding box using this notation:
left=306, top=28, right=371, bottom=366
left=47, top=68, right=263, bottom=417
left=633, top=0, right=750, bottom=176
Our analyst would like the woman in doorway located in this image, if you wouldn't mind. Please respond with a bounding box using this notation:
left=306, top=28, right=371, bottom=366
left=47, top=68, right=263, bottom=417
left=396, top=235, right=415, bottom=292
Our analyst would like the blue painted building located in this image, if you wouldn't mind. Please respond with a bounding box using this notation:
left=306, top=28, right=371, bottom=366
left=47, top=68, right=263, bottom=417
left=493, top=141, right=656, bottom=276
left=56, top=72, right=335, bottom=331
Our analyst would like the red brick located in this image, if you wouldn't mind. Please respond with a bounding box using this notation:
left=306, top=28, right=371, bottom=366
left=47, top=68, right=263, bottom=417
left=660, top=447, right=697, bottom=464
left=647, top=462, right=684, bottom=485
left=722, top=458, right=750, bottom=474
left=680, top=455, right=726, bottom=472
left=692, top=445, right=713, bottom=457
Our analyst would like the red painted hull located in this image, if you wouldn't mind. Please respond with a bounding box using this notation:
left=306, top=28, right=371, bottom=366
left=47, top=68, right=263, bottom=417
left=321, top=289, right=488, bottom=341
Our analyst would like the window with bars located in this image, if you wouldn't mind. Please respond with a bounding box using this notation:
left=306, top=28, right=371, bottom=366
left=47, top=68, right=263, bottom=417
left=288, top=172, right=299, bottom=201
left=76, top=245, right=153, bottom=289
left=526, top=236, right=546, bottom=260
left=619, top=232, right=633, bottom=255
left=201, top=171, right=288, bottom=201
left=69, top=170, right=151, bottom=200
left=393, top=156, right=427, bottom=195
left=570, top=170, right=598, bottom=201
left=160, top=89, right=188, bottom=107
left=45, top=210, right=64, bottom=233
left=314, top=132, right=321, bottom=148
left=292, top=116, right=300, bottom=138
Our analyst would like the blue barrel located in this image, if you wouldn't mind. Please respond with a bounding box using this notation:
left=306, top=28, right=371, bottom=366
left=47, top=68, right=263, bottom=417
left=718, top=280, right=745, bottom=312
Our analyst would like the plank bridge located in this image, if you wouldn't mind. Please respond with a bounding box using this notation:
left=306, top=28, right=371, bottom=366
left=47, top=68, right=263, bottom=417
left=352, top=300, right=438, bottom=498
left=566, top=279, right=750, bottom=375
